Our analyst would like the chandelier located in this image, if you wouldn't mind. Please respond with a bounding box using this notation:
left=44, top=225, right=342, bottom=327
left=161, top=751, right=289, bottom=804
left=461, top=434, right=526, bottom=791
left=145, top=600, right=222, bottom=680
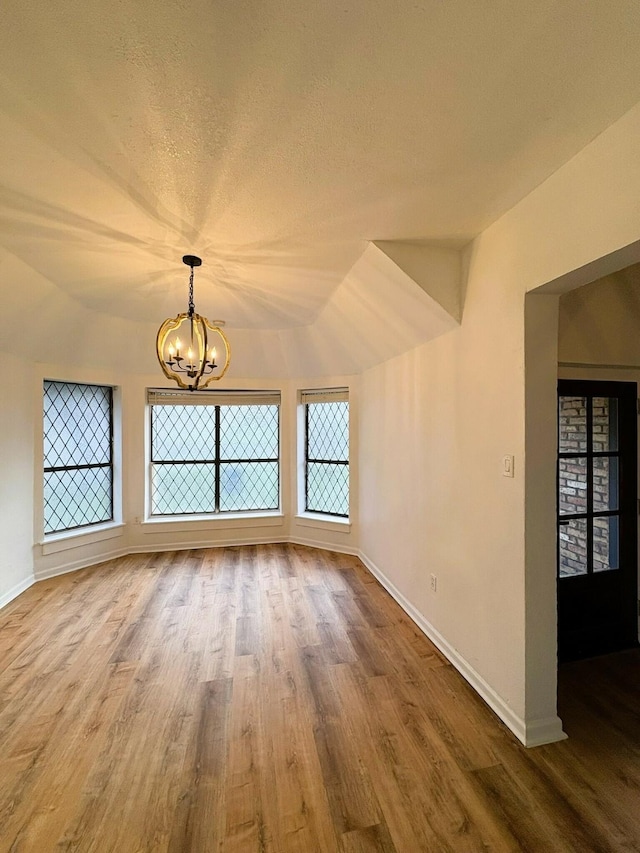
left=156, top=255, right=230, bottom=390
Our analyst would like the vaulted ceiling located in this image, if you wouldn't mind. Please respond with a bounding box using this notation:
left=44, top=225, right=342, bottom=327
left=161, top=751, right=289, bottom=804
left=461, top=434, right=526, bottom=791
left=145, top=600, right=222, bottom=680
left=2, top=1, right=640, bottom=373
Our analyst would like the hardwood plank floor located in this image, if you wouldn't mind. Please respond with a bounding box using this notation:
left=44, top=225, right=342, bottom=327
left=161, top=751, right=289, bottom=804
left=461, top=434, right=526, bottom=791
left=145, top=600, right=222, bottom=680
left=0, top=543, right=639, bottom=852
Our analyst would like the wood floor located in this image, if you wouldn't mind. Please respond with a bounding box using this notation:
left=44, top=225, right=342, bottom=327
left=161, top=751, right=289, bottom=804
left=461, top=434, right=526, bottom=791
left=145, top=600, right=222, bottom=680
left=0, top=544, right=639, bottom=852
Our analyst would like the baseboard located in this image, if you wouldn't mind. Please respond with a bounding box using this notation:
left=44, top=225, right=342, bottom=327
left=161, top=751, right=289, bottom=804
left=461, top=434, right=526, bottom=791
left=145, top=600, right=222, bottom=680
left=34, top=546, right=131, bottom=581
left=288, top=535, right=359, bottom=557
left=34, top=535, right=306, bottom=580
left=32, top=532, right=358, bottom=584
left=523, top=716, right=567, bottom=747
left=126, top=534, right=289, bottom=553
left=358, top=550, right=566, bottom=748
left=0, top=574, right=35, bottom=610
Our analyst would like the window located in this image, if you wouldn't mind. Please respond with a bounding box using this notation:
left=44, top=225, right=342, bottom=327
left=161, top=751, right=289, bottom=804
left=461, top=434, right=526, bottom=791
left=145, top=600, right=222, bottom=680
left=302, top=388, right=349, bottom=517
left=148, top=390, right=280, bottom=516
left=43, top=381, right=114, bottom=534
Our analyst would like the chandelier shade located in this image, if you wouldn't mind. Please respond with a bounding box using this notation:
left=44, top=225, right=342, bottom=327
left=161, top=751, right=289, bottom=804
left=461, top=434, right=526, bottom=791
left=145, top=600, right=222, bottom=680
left=156, top=255, right=230, bottom=390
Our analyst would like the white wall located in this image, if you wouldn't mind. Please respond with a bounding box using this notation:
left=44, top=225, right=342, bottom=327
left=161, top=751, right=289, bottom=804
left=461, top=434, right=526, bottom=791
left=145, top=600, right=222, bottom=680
left=358, top=256, right=531, bottom=741
left=559, top=268, right=640, bottom=367
left=359, top=99, right=640, bottom=746
left=0, top=355, right=35, bottom=606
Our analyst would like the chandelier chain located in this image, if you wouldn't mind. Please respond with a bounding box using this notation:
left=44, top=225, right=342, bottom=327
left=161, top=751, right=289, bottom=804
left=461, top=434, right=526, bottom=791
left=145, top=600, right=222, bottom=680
left=188, top=266, right=195, bottom=316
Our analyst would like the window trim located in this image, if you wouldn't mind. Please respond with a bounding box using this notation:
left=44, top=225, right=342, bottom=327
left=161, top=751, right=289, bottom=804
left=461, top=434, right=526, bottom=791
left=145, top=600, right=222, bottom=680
left=40, top=521, right=125, bottom=554
left=42, top=380, right=115, bottom=535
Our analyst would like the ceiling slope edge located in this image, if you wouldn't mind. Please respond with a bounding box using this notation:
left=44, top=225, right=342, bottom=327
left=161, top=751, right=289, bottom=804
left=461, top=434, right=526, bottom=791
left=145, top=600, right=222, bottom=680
left=373, top=240, right=462, bottom=323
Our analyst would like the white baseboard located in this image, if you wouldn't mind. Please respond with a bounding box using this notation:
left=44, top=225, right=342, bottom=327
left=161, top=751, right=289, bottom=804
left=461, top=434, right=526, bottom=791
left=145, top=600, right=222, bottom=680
left=27, top=532, right=357, bottom=585
left=0, top=574, right=35, bottom=610
left=523, top=716, right=567, bottom=747
left=358, top=550, right=566, bottom=748
left=34, top=536, right=294, bottom=581
left=126, top=534, right=289, bottom=554
left=288, top=535, right=359, bottom=557
left=34, top=546, right=131, bottom=580
left=133, top=534, right=358, bottom=556
left=34, top=535, right=323, bottom=581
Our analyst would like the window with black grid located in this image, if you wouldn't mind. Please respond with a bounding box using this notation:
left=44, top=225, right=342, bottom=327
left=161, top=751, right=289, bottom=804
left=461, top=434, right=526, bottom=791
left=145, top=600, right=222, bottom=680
left=303, top=390, right=349, bottom=518
left=149, top=391, right=280, bottom=515
left=43, top=381, right=114, bottom=534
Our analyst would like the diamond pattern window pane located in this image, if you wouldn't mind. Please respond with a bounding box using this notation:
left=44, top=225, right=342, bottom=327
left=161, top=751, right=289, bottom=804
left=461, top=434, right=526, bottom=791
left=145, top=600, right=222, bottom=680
left=151, top=463, right=216, bottom=515
left=44, top=381, right=111, bottom=468
left=220, top=462, right=279, bottom=511
left=150, top=403, right=280, bottom=515
left=220, top=406, right=278, bottom=459
left=43, top=381, right=113, bottom=534
left=305, top=400, right=349, bottom=517
left=307, top=402, right=348, bottom=461
left=307, top=462, right=349, bottom=517
left=44, top=468, right=112, bottom=533
left=152, top=406, right=216, bottom=461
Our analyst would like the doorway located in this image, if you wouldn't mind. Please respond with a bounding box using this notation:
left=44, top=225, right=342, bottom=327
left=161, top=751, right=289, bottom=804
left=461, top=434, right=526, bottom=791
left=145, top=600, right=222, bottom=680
left=557, top=379, right=638, bottom=661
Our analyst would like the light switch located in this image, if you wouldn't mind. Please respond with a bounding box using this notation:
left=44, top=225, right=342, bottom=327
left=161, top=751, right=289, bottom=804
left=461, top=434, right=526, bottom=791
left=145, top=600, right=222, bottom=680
left=502, top=455, right=514, bottom=478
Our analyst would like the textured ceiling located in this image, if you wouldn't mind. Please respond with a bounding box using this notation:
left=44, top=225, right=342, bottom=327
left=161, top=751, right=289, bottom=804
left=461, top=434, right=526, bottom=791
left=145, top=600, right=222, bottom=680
left=2, top=0, right=640, bottom=334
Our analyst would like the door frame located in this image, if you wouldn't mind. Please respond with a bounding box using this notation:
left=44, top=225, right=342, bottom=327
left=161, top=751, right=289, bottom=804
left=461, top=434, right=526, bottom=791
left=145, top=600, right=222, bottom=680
left=556, top=379, right=638, bottom=661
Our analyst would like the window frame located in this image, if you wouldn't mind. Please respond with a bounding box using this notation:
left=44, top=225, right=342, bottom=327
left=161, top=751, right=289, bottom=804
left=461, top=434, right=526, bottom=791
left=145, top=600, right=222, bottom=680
left=42, top=380, right=114, bottom=535
left=148, top=389, right=281, bottom=517
left=302, top=389, right=349, bottom=519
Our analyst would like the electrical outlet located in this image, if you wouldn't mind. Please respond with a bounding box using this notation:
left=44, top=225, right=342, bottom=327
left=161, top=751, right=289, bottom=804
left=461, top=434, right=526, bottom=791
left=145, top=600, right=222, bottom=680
left=430, top=574, right=437, bottom=592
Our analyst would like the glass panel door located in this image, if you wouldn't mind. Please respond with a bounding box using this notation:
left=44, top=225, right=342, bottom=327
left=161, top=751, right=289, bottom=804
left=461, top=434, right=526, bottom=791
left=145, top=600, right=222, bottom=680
left=557, top=380, right=638, bottom=661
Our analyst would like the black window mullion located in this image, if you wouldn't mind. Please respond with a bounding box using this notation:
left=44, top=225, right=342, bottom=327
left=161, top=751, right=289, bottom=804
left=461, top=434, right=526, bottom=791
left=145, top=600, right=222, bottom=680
left=607, top=400, right=620, bottom=568
left=108, top=387, right=114, bottom=522
left=305, top=402, right=310, bottom=511
left=215, top=405, right=221, bottom=512
left=586, top=395, right=594, bottom=574
left=152, top=458, right=217, bottom=465
left=562, top=509, right=618, bottom=521
left=44, top=461, right=112, bottom=473
left=220, top=457, right=278, bottom=464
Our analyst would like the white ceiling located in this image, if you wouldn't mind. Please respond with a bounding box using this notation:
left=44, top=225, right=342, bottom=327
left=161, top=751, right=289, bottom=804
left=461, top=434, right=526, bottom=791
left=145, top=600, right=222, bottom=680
left=2, top=0, right=640, bottom=336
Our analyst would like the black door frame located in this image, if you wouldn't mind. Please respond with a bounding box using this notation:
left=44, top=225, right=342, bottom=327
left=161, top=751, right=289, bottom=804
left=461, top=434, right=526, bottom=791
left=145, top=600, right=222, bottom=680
left=557, top=379, right=638, bottom=661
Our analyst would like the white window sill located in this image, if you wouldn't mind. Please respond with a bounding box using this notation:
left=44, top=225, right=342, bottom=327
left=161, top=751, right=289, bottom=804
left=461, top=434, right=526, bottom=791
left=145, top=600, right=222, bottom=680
left=41, top=522, right=125, bottom=555
left=141, top=512, right=285, bottom=534
left=295, top=513, right=351, bottom=533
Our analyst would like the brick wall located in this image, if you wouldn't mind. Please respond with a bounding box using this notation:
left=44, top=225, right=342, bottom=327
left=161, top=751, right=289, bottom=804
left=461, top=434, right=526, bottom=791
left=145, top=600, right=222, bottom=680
left=558, top=396, right=616, bottom=577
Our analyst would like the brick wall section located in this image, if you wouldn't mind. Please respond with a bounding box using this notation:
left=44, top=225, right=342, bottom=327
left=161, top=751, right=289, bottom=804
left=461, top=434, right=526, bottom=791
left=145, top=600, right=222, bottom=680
left=558, top=396, right=615, bottom=577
